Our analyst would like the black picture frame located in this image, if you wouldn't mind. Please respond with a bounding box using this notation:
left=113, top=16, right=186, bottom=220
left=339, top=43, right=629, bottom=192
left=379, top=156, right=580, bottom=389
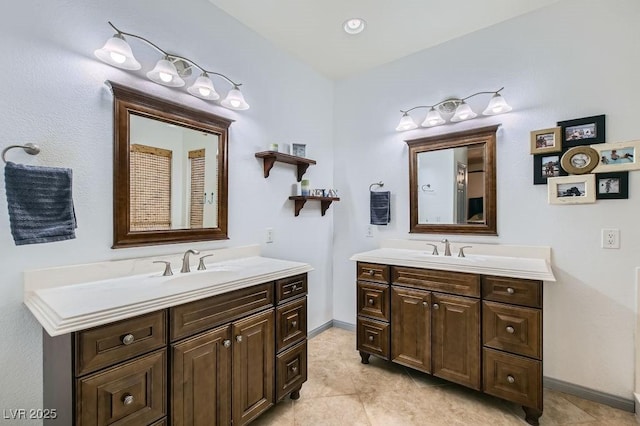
left=595, top=171, right=629, bottom=199
left=533, top=152, right=567, bottom=185
left=557, top=114, right=605, bottom=147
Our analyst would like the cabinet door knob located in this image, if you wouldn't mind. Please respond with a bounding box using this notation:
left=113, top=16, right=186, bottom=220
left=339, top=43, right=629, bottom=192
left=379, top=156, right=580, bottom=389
left=507, top=287, right=515, bottom=295
left=432, top=303, right=439, bottom=310
left=291, top=320, right=298, bottom=328
left=422, top=301, right=428, bottom=307
left=507, top=375, right=516, bottom=384
left=291, top=366, right=298, bottom=373
left=368, top=335, right=374, bottom=342
left=368, top=269, right=375, bottom=276
left=236, top=335, right=243, bottom=343
left=292, top=285, right=298, bottom=291
left=368, top=298, right=375, bottom=305
left=122, top=334, right=135, bottom=345
left=223, top=339, right=231, bottom=348
left=122, top=394, right=134, bottom=405
left=506, top=326, right=515, bottom=334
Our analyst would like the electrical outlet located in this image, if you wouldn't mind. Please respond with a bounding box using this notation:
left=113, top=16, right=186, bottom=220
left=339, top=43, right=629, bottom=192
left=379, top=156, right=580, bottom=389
left=266, top=227, right=274, bottom=244
left=366, top=225, right=374, bottom=238
left=601, top=228, right=620, bottom=249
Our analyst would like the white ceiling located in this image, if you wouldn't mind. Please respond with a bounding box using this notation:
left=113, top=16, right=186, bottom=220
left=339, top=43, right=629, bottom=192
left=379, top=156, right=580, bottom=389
left=208, top=0, right=560, bottom=80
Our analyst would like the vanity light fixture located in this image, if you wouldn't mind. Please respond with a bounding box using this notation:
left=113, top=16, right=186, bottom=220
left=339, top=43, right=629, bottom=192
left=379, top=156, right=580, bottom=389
left=395, top=87, right=511, bottom=131
left=94, top=21, right=249, bottom=110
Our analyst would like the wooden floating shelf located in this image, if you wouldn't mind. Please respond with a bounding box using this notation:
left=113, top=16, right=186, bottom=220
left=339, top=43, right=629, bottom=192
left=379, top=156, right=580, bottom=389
left=255, top=151, right=317, bottom=182
left=288, top=196, right=340, bottom=217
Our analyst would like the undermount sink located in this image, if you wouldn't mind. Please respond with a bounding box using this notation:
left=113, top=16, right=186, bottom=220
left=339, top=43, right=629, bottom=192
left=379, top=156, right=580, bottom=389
left=164, top=265, right=243, bottom=286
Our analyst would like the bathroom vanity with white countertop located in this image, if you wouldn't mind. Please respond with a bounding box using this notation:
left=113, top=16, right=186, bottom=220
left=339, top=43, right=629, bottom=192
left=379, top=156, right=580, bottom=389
left=351, top=239, right=555, bottom=426
left=24, top=245, right=312, bottom=426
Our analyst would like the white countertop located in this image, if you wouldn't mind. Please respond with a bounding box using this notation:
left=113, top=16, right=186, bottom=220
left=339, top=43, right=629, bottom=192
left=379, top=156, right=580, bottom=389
left=24, top=245, right=313, bottom=336
left=350, top=240, right=556, bottom=282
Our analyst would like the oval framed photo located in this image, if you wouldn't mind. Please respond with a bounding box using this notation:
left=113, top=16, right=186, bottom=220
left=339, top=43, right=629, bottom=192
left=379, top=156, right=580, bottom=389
left=561, top=146, right=599, bottom=174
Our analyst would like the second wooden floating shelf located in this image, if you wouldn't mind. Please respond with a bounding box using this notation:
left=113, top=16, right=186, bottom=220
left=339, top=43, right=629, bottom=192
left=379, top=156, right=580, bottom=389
left=288, top=196, right=340, bottom=216
left=255, top=151, right=317, bottom=182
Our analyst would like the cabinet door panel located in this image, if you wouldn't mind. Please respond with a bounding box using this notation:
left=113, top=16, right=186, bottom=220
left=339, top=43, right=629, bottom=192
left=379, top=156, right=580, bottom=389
left=391, top=286, right=431, bottom=373
left=432, top=293, right=481, bottom=390
left=171, top=326, right=232, bottom=426
left=232, top=309, right=275, bottom=425
left=76, top=350, right=166, bottom=426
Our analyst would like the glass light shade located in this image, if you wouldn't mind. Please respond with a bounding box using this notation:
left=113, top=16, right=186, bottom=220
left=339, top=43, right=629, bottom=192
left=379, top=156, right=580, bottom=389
left=421, top=107, right=445, bottom=127
left=94, top=34, right=141, bottom=70
left=187, top=73, right=220, bottom=100
left=220, top=87, right=250, bottom=110
left=395, top=113, right=418, bottom=131
left=450, top=101, right=477, bottom=122
left=482, top=93, right=512, bottom=115
left=146, top=58, right=185, bottom=87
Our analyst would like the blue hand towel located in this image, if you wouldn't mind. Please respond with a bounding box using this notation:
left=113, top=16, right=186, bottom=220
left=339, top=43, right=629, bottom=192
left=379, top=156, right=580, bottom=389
left=370, top=191, right=391, bottom=225
left=4, top=161, right=77, bottom=245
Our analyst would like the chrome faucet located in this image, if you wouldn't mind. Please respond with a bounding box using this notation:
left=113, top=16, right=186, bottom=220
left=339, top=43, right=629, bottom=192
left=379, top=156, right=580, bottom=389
left=181, top=249, right=200, bottom=273
left=442, top=239, right=452, bottom=256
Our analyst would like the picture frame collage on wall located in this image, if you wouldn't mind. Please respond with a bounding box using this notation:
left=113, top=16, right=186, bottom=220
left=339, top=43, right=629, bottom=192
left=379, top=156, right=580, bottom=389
left=530, top=114, right=636, bottom=204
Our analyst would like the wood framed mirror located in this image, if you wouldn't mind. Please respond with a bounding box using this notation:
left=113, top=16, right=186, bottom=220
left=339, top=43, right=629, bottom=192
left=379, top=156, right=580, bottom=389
left=109, top=81, right=231, bottom=248
left=406, top=125, right=498, bottom=235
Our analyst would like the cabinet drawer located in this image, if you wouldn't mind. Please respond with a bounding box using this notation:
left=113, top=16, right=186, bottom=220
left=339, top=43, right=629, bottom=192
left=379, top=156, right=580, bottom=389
left=275, top=274, right=307, bottom=304
left=276, top=298, right=307, bottom=352
left=482, top=276, right=542, bottom=308
left=483, top=348, right=542, bottom=410
left=392, top=266, right=480, bottom=297
left=170, top=283, right=274, bottom=342
left=276, top=340, right=307, bottom=401
left=76, top=349, right=166, bottom=426
left=357, top=281, right=390, bottom=321
left=483, top=301, right=541, bottom=359
left=75, top=311, right=167, bottom=376
left=357, top=317, right=389, bottom=360
left=150, top=419, right=167, bottom=426
left=357, top=262, right=390, bottom=284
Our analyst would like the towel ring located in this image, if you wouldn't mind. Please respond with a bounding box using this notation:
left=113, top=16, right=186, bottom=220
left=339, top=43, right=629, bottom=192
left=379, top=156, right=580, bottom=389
left=369, top=181, right=384, bottom=191
left=2, top=143, right=40, bottom=164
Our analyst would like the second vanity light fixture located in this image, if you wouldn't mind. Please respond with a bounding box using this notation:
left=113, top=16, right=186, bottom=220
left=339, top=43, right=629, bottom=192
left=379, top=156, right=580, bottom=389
left=94, top=21, right=250, bottom=110
left=395, top=87, right=511, bottom=131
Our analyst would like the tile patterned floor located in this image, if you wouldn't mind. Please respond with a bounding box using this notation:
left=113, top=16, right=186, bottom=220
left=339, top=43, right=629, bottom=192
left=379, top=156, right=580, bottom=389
left=253, top=327, right=637, bottom=426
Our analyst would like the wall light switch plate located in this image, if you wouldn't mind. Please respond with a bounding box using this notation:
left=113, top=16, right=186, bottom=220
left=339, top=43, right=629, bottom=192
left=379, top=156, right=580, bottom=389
left=266, top=227, right=274, bottom=244
left=366, top=225, right=374, bottom=238
left=601, top=228, right=620, bottom=249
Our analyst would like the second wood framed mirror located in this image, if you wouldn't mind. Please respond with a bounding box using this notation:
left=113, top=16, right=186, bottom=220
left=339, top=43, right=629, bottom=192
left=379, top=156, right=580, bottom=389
left=110, top=81, right=232, bottom=248
left=406, top=125, right=498, bottom=235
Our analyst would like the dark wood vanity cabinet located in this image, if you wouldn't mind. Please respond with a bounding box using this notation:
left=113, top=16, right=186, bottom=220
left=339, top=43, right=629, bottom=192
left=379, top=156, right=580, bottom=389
left=356, top=262, right=543, bottom=426
left=43, top=273, right=308, bottom=426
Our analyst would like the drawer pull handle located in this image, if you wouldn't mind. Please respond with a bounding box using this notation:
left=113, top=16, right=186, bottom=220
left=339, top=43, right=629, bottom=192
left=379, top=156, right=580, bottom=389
left=236, top=335, right=243, bottom=343
left=432, top=303, right=439, bottom=310
left=368, top=335, right=374, bottom=342
left=291, top=366, right=298, bottom=373
left=223, top=339, right=231, bottom=348
left=507, top=287, right=515, bottom=295
left=368, top=298, right=375, bottom=305
left=368, top=269, right=375, bottom=276
left=122, top=334, right=135, bottom=345
left=292, top=285, right=299, bottom=291
left=507, top=375, right=516, bottom=384
left=506, top=326, right=515, bottom=334
left=122, top=394, right=134, bottom=405
left=291, top=320, right=298, bottom=328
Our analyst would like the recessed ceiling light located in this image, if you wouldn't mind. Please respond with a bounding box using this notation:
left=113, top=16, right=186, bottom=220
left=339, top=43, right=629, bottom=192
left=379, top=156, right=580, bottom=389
left=343, top=18, right=366, bottom=35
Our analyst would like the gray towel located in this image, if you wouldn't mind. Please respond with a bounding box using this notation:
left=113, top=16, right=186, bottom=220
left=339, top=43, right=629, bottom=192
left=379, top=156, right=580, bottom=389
left=4, top=161, right=77, bottom=245
left=370, top=191, right=391, bottom=225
